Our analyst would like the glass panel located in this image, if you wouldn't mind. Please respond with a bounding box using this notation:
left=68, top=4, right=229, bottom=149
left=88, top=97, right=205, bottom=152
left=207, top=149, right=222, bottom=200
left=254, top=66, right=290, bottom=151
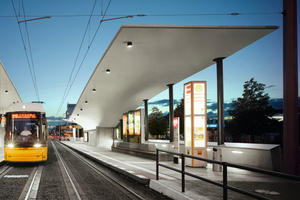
left=194, top=116, right=206, bottom=147
left=185, top=116, right=191, bottom=147
left=5, top=112, right=46, bottom=147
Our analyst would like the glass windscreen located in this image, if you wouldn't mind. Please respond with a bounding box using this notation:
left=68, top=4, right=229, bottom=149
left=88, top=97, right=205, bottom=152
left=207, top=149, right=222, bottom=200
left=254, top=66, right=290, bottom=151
left=5, top=112, right=47, bottom=147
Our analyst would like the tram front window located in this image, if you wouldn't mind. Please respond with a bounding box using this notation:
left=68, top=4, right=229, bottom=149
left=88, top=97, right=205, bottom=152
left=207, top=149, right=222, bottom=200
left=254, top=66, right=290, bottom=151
left=5, top=112, right=45, bottom=147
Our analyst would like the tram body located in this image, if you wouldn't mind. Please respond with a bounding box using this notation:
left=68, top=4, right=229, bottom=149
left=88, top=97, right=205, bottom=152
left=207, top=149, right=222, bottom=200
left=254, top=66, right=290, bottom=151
left=4, top=102, right=48, bottom=162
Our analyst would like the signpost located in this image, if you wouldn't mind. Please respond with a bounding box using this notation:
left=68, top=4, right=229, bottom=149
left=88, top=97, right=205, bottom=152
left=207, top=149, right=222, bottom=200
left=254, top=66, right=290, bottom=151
left=184, top=81, right=207, bottom=167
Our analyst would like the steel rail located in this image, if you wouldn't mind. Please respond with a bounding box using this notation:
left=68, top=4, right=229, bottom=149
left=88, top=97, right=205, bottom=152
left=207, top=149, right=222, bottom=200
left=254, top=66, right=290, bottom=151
left=56, top=141, right=146, bottom=200
left=51, top=141, right=82, bottom=200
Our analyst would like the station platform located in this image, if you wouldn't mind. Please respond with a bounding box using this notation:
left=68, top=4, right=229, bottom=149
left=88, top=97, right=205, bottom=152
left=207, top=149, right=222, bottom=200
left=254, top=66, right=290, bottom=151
left=0, top=142, right=299, bottom=199
left=59, top=141, right=300, bottom=200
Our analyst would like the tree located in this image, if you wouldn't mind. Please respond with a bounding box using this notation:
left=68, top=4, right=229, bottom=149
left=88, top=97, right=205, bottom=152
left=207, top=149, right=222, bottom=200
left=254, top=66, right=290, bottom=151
left=174, top=98, right=184, bottom=136
left=148, top=107, right=168, bottom=139
left=225, top=78, right=276, bottom=139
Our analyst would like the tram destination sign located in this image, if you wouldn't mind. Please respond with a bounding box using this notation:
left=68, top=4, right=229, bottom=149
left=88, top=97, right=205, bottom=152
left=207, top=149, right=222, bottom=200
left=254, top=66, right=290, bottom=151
left=12, top=113, right=37, bottom=119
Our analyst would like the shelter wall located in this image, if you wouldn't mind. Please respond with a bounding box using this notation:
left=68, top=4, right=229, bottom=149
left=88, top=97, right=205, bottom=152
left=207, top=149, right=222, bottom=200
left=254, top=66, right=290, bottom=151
left=96, top=127, right=113, bottom=148
left=0, top=127, right=4, bottom=147
left=87, top=129, right=97, bottom=147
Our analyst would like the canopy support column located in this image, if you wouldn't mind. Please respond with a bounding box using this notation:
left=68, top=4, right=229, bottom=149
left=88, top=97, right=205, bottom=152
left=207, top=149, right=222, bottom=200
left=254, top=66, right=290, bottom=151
left=168, top=84, right=174, bottom=142
left=283, top=0, right=299, bottom=175
left=143, top=99, right=149, bottom=141
left=214, top=57, right=226, bottom=145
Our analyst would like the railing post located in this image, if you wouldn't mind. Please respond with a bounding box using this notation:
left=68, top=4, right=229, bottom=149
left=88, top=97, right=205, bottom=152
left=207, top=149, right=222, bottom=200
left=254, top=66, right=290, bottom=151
left=156, top=149, right=159, bottom=180
left=181, top=154, right=185, bottom=192
left=223, top=162, right=227, bottom=200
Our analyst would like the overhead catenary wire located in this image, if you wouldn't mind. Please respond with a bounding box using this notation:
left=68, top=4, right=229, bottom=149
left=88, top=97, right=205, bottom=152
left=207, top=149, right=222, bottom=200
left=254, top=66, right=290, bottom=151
left=10, top=0, right=40, bottom=101
left=20, top=0, right=40, bottom=101
left=55, top=0, right=113, bottom=117
left=55, top=0, right=100, bottom=117
left=0, top=12, right=283, bottom=18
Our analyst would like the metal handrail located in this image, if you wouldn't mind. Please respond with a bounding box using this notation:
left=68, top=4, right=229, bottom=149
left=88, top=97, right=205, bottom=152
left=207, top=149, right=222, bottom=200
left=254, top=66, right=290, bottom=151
left=156, top=148, right=300, bottom=200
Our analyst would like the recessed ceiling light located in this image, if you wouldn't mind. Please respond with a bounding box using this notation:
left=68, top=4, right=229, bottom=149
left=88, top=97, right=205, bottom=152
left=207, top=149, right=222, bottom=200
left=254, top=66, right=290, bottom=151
left=93, top=89, right=96, bottom=92
left=85, top=101, right=88, bottom=104
left=127, top=42, right=132, bottom=47
left=106, top=69, right=110, bottom=73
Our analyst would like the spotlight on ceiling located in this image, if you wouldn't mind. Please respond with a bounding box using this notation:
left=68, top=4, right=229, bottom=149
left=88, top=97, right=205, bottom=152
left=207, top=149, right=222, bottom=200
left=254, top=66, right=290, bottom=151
left=106, top=69, right=110, bottom=73
left=93, top=89, right=96, bottom=92
left=5, top=90, right=8, bottom=94
left=127, top=42, right=132, bottom=48
left=85, top=101, right=88, bottom=104
left=77, top=114, right=79, bottom=116
left=80, top=109, right=83, bottom=111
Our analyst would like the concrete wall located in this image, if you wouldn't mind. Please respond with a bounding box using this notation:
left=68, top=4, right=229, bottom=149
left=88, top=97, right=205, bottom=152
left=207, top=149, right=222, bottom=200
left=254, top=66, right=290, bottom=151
left=0, top=127, right=4, bottom=147
left=87, top=129, right=97, bottom=147
left=96, top=127, right=113, bottom=148
left=146, top=140, right=282, bottom=171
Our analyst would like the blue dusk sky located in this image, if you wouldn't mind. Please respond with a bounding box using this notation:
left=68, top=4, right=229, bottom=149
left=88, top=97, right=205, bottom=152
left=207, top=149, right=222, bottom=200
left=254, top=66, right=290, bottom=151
left=0, top=0, right=299, bottom=118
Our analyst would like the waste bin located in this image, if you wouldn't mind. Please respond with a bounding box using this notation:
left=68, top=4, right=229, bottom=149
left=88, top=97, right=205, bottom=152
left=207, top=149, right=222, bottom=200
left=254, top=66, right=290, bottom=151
left=212, top=147, right=222, bottom=172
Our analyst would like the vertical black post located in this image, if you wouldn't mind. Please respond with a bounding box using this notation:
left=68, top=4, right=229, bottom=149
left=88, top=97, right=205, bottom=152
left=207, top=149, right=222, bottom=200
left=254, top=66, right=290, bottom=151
left=143, top=99, right=149, bottom=141
left=167, top=84, right=174, bottom=142
left=283, top=0, right=299, bottom=176
left=120, top=119, right=123, bottom=140
left=181, top=154, right=185, bottom=193
left=156, top=149, right=159, bottom=180
left=213, top=57, right=226, bottom=145
left=223, top=162, right=227, bottom=200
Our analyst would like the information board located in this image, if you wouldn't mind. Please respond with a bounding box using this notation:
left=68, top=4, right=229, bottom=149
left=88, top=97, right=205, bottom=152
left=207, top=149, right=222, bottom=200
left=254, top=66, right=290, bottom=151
left=184, top=81, right=207, bottom=167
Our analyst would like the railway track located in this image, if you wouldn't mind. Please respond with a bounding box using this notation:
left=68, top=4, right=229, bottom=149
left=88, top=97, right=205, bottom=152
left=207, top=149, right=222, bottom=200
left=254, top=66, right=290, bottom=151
left=0, top=141, right=171, bottom=199
left=52, top=140, right=145, bottom=200
left=0, top=162, right=43, bottom=200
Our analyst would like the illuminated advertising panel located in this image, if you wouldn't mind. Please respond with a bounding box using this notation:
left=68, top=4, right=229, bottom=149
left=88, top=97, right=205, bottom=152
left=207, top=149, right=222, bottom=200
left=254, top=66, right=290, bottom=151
left=84, top=132, right=88, bottom=142
left=184, top=84, right=191, bottom=116
left=184, top=81, right=207, bottom=167
left=12, top=114, right=37, bottom=119
left=134, top=111, right=141, bottom=135
left=185, top=116, right=191, bottom=147
left=194, top=116, right=206, bottom=147
left=123, top=114, right=128, bottom=135
left=128, top=113, right=134, bottom=135
left=193, top=83, right=206, bottom=115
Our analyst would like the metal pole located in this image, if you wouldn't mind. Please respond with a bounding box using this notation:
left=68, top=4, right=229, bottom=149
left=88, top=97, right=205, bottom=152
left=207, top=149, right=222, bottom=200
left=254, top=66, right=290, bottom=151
left=156, top=149, right=159, bottom=180
left=143, top=99, right=149, bottom=141
left=167, top=84, right=174, bottom=142
left=181, top=154, right=185, bottom=193
left=223, top=162, right=228, bottom=200
left=283, top=0, right=299, bottom=176
left=213, top=57, right=226, bottom=145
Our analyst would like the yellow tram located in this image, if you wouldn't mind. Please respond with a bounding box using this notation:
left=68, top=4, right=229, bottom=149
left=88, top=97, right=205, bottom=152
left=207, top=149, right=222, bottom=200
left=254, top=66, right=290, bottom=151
left=4, top=102, right=48, bottom=162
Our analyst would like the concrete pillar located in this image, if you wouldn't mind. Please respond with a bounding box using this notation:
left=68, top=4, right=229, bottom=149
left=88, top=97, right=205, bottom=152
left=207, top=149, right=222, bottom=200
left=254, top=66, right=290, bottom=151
left=283, top=0, right=299, bottom=176
left=213, top=57, right=226, bottom=145
left=143, top=99, right=149, bottom=141
left=167, top=84, right=174, bottom=142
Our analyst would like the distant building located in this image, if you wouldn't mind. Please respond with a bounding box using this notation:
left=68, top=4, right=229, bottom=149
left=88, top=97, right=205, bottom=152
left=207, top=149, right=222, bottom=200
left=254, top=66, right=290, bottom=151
left=66, top=103, right=76, bottom=119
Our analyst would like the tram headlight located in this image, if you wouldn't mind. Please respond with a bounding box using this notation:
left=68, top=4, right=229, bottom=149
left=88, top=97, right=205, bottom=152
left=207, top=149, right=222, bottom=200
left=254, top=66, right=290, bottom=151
left=7, top=143, right=14, bottom=148
left=33, top=143, right=41, bottom=148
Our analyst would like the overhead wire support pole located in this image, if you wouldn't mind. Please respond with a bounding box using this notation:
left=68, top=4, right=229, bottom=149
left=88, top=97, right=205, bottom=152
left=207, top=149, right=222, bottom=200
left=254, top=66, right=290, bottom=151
left=18, top=16, right=51, bottom=24
left=100, top=15, right=134, bottom=23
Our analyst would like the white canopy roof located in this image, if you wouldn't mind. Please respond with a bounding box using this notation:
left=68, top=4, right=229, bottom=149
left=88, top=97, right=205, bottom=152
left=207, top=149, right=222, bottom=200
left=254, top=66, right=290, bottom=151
left=69, top=25, right=278, bottom=130
left=0, top=61, right=22, bottom=115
